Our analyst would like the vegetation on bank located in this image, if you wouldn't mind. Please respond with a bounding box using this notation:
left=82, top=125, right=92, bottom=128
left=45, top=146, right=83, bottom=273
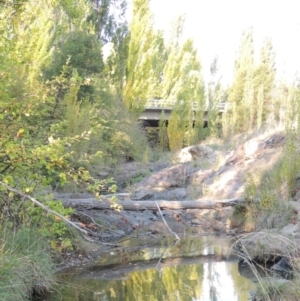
left=232, top=131, right=300, bottom=232
left=0, top=228, right=55, bottom=301
left=1, top=0, right=300, bottom=300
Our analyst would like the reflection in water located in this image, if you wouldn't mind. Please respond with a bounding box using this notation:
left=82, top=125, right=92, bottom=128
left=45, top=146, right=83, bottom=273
left=198, top=261, right=252, bottom=301
left=40, top=236, right=254, bottom=301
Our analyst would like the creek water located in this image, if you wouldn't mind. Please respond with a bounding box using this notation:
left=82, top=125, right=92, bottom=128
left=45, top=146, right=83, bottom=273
left=40, top=234, right=255, bottom=301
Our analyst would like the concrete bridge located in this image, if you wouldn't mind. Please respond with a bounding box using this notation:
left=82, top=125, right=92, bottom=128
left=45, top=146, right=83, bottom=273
left=138, top=99, right=228, bottom=127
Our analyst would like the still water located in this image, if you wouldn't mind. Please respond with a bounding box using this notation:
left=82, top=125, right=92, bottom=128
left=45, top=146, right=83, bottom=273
left=40, top=236, right=254, bottom=301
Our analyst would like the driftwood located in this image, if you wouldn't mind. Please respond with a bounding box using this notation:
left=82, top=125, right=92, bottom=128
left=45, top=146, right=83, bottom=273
left=61, top=197, right=245, bottom=211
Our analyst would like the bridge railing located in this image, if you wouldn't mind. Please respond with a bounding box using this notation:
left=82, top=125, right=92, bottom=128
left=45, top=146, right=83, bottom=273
left=145, top=99, right=230, bottom=112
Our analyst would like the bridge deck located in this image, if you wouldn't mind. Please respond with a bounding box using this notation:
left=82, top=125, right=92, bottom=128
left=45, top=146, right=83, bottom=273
left=138, top=99, right=228, bottom=127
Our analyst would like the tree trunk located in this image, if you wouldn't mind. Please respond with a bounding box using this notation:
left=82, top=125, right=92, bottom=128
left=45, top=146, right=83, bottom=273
left=61, top=198, right=245, bottom=211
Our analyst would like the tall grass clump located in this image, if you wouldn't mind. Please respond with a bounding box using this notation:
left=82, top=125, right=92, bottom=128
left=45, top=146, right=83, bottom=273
left=0, top=227, right=55, bottom=301
left=254, top=280, right=300, bottom=301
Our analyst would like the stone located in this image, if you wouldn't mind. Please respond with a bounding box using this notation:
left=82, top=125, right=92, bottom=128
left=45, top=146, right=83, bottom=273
left=289, top=201, right=300, bottom=213
left=293, top=189, right=300, bottom=201
left=244, top=140, right=266, bottom=160
left=98, top=171, right=109, bottom=177
left=132, top=191, right=153, bottom=201
left=280, top=223, right=300, bottom=236
left=152, top=188, right=187, bottom=200
left=176, top=144, right=216, bottom=163
left=271, top=257, right=293, bottom=279
left=226, top=139, right=266, bottom=165
left=132, top=164, right=194, bottom=191
left=237, top=231, right=300, bottom=262
left=266, top=133, right=285, bottom=148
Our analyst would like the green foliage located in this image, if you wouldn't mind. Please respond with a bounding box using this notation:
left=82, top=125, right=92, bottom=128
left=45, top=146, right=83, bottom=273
left=46, top=31, right=103, bottom=78
left=0, top=0, right=138, bottom=247
left=87, top=0, right=128, bottom=43
left=233, top=133, right=300, bottom=232
left=123, top=0, right=162, bottom=113
left=227, top=29, right=276, bottom=135
left=44, top=30, right=103, bottom=101
left=60, top=0, right=89, bottom=22
left=163, top=38, right=205, bottom=103
left=158, top=111, right=169, bottom=150
left=105, top=24, right=129, bottom=98
left=27, top=199, right=74, bottom=238
left=167, top=106, right=186, bottom=151
left=0, top=227, right=55, bottom=301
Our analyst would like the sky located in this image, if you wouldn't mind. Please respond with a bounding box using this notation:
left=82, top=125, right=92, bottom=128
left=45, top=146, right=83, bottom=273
left=142, top=0, right=300, bottom=86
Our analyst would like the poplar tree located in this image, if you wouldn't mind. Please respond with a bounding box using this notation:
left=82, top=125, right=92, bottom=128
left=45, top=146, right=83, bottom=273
left=228, top=27, right=255, bottom=133
left=253, top=38, right=276, bottom=128
left=162, top=17, right=205, bottom=146
left=105, top=24, right=129, bottom=99
left=88, top=0, right=127, bottom=42
left=123, top=0, right=162, bottom=113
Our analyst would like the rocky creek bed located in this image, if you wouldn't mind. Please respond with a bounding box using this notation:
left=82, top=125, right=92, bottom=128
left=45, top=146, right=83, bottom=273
left=47, top=131, right=300, bottom=300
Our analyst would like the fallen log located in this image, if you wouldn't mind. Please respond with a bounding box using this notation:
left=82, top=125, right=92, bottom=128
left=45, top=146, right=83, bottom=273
left=61, top=197, right=245, bottom=211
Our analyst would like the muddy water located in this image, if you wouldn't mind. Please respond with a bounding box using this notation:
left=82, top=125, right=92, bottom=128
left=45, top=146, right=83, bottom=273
left=41, top=235, right=254, bottom=301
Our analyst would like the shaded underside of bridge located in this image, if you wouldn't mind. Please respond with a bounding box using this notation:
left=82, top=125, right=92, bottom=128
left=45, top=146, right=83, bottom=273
left=138, top=107, right=216, bottom=127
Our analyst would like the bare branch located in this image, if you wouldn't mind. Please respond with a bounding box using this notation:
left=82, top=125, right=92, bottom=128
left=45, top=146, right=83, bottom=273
left=155, top=202, right=180, bottom=241
left=0, top=181, right=89, bottom=235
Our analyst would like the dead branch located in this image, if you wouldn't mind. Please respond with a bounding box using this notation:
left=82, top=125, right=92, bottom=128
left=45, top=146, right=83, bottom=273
left=155, top=202, right=180, bottom=241
left=61, top=197, right=246, bottom=211
left=0, top=181, right=88, bottom=235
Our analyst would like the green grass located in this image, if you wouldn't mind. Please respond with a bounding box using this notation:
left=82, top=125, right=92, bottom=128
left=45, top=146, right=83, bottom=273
left=0, top=227, right=56, bottom=301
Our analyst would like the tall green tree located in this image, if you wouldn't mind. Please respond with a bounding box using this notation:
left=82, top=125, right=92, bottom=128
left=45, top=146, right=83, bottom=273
left=123, top=0, right=163, bottom=113
left=228, top=27, right=255, bottom=133
left=105, top=23, right=129, bottom=99
left=88, top=0, right=127, bottom=42
left=44, top=30, right=104, bottom=102
left=162, top=17, right=205, bottom=146
left=253, top=38, right=276, bottom=128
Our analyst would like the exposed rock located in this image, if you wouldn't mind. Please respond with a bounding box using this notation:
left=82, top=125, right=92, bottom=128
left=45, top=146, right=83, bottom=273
left=226, top=139, right=267, bottom=165
left=265, top=133, right=285, bottom=148
left=289, top=200, right=300, bottom=213
left=132, top=191, right=154, bottom=201
left=244, top=140, right=266, bottom=160
left=98, top=171, right=110, bottom=177
left=187, top=169, right=215, bottom=185
left=175, top=144, right=216, bottom=163
left=237, top=231, right=300, bottom=263
left=280, top=223, right=300, bottom=237
left=132, top=164, right=195, bottom=192
left=151, top=188, right=187, bottom=200
left=112, top=161, right=171, bottom=188
left=121, top=132, right=287, bottom=204
left=293, top=189, right=300, bottom=201
left=270, top=257, right=293, bottom=279
left=225, top=145, right=245, bottom=165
